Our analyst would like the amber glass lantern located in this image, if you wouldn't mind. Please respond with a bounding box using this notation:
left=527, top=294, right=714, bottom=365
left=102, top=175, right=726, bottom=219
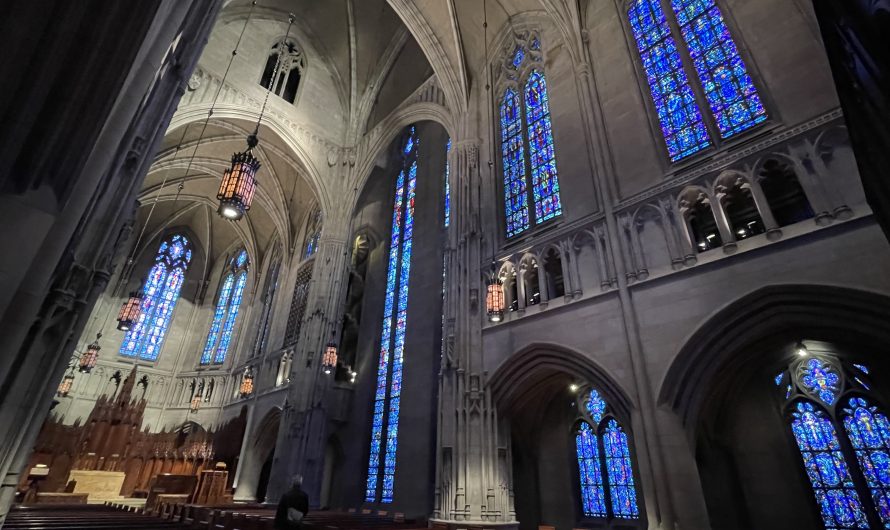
left=217, top=135, right=260, bottom=221
left=57, top=373, right=75, bottom=397
left=116, top=291, right=143, bottom=331
left=323, top=340, right=338, bottom=375
left=239, top=368, right=255, bottom=398
left=190, top=394, right=202, bottom=413
left=486, top=277, right=505, bottom=323
left=79, top=334, right=101, bottom=373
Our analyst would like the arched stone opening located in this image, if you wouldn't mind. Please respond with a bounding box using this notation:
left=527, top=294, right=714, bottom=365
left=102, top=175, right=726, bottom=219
left=233, top=407, right=281, bottom=503
left=489, top=344, right=638, bottom=530
left=660, top=284, right=890, bottom=530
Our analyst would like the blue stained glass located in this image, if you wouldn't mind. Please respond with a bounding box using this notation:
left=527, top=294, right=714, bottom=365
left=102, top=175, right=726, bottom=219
left=511, top=46, right=525, bottom=68
left=444, top=138, right=451, bottom=228
left=801, top=358, right=841, bottom=405
left=304, top=209, right=323, bottom=260
left=786, top=384, right=793, bottom=400
left=587, top=389, right=607, bottom=425
left=843, top=397, right=890, bottom=526
left=500, top=88, right=529, bottom=237
left=524, top=71, right=562, bottom=225
left=120, top=234, right=191, bottom=361
left=576, top=422, right=607, bottom=517
left=603, top=420, right=640, bottom=519
left=855, top=377, right=871, bottom=391
left=670, top=0, right=767, bottom=138
left=366, top=126, right=419, bottom=503
left=854, top=364, right=870, bottom=375
left=201, top=250, right=249, bottom=365
left=628, top=0, right=711, bottom=161
left=775, top=372, right=785, bottom=386
left=214, top=272, right=247, bottom=364
left=791, top=401, right=868, bottom=529
left=201, top=274, right=234, bottom=365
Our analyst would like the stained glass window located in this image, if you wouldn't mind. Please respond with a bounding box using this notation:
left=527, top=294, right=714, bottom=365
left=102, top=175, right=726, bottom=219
left=500, top=88, right=529, bottom=237
left=790, top=401, right=868, bottom=529
left=498, top=38, right=563, bottom=239
left=576, top=422, right=607, bottom=517
left=367, top=126, right=419, bottom=503
left=200, top=250, right=249, bottom=365
left=575, top=388, right=640, bottom=520
left=120, top=234, right=191, bottom=361
left=587, top=389, right=607, bottom=424
left=253, top=252, right=281, bottom=356
left=603, top=420, right=640, bottom=519
left=670, top=0, right=767, bottom=138
left=444, top=138, right=451, bottom=228
left=801, top=358, right=841, bottom=405
left=843, top=397, right=890, bottom=526
left=627, top=0, right=711, bottom=161
left=304, top=208, right=323, bottom=260
left=628, top=0, right=767, bottom=160
left=524, top=71, right=562, bottom=225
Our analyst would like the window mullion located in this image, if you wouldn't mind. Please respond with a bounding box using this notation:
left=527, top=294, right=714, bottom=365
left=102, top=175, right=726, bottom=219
left=658, top=0, right=722, bottom=148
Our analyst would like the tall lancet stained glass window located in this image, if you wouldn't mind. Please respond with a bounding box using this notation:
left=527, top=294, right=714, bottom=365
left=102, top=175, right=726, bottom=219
left=776, top=355, right=890, bottom=528
left=627, top=0, right=766, bottom=162
left=120, top=234, right=192, bottom=361
left=575, top=388, right=640, bottom=520
left=498, top=36, right=562, bottom=238
left=366, top=126, right=419, bottom=503
left=201, top=250, right=249, bottom=365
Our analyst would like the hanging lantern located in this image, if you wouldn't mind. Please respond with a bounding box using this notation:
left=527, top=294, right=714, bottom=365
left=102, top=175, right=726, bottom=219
left=239, top=368, right=255, bottom=398
left=79, top=334, right=101, bottom=373
left=217, top=135, right=260, bottom=221
left=190, top=394, right=202, bottom=413
left=323, top=340, right=338, bottom=375
left=57, top=374, right=75, bottom=397
left=116, top=291, right=143, bottom=331
left=486, top=277, right=505, bottom=323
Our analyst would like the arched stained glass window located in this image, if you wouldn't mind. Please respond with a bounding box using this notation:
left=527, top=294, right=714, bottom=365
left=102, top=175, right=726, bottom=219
left=120, top=234, right=192, bottom=361
left=497, top=35, right=563, bottom=239
left=576, top=422, right=607, bottom=517
left=669, top=0, right=767, bottom=138
left=444, top=138, right=451, bottom=228
left=304, top=208, right=323, bottom=260
left=790, top=401, right=868, bottom=529
left=843, top=397, right=890, bottom=526
left=366, top=125, right=419, bottom=504
left=627, top=0, right=767, bottom=161
left=500, top=88, right=529, bottom=237
left=574, top=388, right=640, bottom=520
left=627, top=0, right=710, bottom=161
left=603, top=420, right=640, bottom=519
left=253, top=250, right=282, bottom=356
left=201, top=250, right=249, bottom=365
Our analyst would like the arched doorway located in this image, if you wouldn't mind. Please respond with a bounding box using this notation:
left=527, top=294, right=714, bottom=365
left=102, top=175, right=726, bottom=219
left=233, top=407, right=281, bottom=503
left=660, top=284, right=890, bottom=529
left=489, top=344, right=644, bottom=530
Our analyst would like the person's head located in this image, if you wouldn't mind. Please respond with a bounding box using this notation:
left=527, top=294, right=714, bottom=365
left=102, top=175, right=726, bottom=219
left=291, top=474, right=303, bottom=489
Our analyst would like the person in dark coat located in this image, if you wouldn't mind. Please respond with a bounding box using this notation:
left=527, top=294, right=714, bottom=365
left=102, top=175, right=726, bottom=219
left=274, top=475, right=309, bottom=529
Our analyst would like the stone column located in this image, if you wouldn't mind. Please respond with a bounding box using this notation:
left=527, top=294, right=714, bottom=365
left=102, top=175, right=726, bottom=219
left=431, top=140, right=518, bottom=529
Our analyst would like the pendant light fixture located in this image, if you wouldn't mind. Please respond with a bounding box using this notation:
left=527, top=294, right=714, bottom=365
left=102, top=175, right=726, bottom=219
left=239, top=366, right=255, bottom=398
left=486, top=275, right=505, bottom=323
left=57, top=371, right=75, bottom=397
left=116, top=289, right=143, bottom=331
left=323, top=328, right=339, bottom=375
left=217, top=12, right=296, bottom=221
left=79, top=333, right=102, bottom=373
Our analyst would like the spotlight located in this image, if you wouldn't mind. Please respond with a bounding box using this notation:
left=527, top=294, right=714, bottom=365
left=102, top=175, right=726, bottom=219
left=796, top=341, right=809, bottom=357
left=569, top=383, right=579, bottom=392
